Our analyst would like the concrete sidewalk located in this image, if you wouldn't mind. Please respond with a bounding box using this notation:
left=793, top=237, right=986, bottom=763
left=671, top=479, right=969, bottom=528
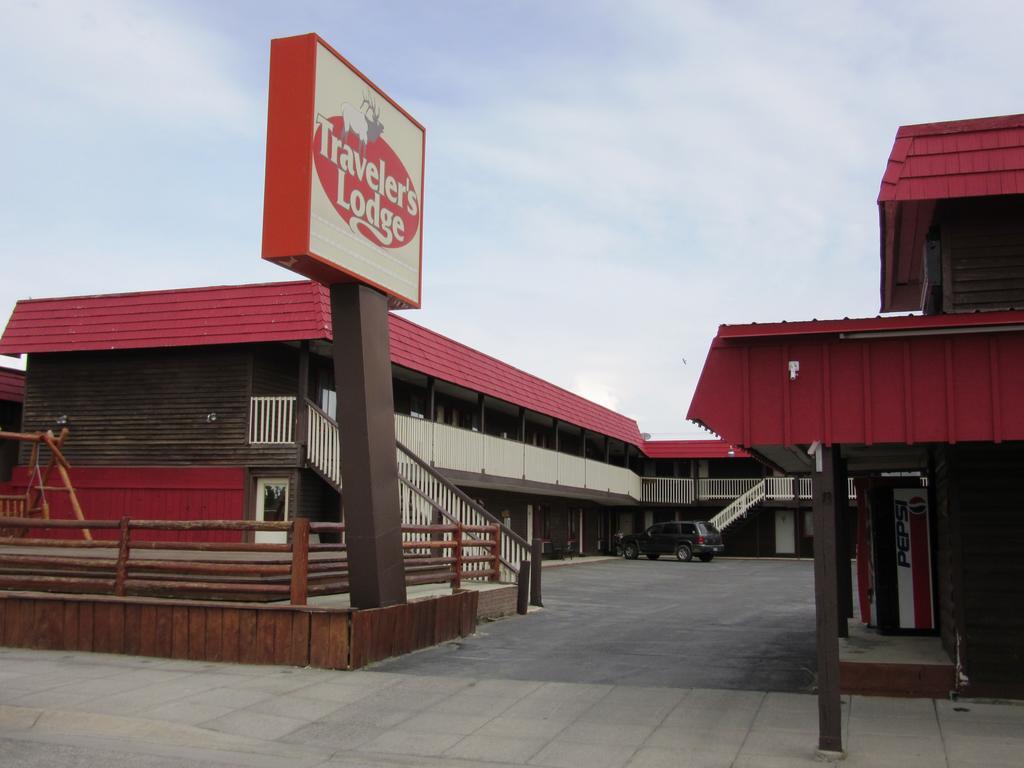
left=1, top=648, right=1021, bottom=767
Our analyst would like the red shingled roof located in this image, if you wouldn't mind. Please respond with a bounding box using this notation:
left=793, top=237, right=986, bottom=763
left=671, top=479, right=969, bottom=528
left=0, top=281, right=651, bottom=447
left=879, top=113, right=1024, bottom=312
left=0, top=281, right=331, bottom=353
left=641, top=440, right=748, bottom=459
left=386, top=311, right=645, bottom=446
left=0, top=367, right=24, bottom=403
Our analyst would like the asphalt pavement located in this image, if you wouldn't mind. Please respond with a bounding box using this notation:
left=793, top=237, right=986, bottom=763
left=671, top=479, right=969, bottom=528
left=374, top=557, right=819, bottom=692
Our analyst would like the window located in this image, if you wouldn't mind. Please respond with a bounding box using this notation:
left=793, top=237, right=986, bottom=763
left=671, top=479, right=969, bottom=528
left=317, top=369, right=337, bottom=420
left=409, top=393, right=426, bottom=419
left=803, top=509, right=814, bottom=537
left=680, top=523, right=697, bottom=535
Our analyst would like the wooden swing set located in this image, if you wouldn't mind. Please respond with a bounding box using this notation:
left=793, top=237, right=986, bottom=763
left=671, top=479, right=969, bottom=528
left=0, top=428, right=90, bottom=541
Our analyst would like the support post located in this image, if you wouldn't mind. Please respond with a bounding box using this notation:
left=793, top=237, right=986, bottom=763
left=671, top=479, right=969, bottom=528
left=453, top=524, right=463, bottom=589
left=812, top=444, right=843, bottom=755
left=553, top=420, right=560, bottom=453
left=491, top=525, right=501, bottom=581
left=114, top=516, right=130, bottom=597
left=296, top=340, right=310, bottom=459
left=477, top=393, right=486, bottom=434
left=530, top=538, right=543, bottom=607
left=834, top=457, right=852, bottom=635
left=290, top=516, right=310, bottom=606
left=330, top=283, right=407, bottom=609
left=517, top=560, right=531, bottom=615
left=427, top=376, right=436, bottom=421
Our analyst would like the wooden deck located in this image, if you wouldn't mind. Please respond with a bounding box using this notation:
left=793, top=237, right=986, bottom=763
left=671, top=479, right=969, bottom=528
left=0, top=515, right=505, bottom=670
left=0, top=587, right=478, bottom=670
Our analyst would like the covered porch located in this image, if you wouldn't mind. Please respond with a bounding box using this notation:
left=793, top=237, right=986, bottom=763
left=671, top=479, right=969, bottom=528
left=688, top=310, right=1024, bottom=751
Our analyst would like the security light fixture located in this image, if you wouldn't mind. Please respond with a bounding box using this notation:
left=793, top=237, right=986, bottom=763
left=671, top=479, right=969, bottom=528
left=788, top=360, right=800, bottom=381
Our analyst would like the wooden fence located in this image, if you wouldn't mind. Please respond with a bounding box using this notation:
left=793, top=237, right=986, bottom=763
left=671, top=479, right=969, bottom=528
left=0, top=517, right=501, bottom=604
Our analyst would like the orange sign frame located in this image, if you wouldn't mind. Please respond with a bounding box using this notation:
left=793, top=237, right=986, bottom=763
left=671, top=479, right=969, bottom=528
left=262, top=34, right=426, bottom=309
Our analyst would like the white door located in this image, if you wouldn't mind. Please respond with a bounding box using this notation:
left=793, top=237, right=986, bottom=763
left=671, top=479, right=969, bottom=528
left=255, top=478, right=289, bottom=544
left=775, top=509, right=795, bottom=555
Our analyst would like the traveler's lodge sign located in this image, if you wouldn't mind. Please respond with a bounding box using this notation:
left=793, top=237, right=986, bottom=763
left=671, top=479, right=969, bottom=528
left=262, top=34, right=425, bottom=308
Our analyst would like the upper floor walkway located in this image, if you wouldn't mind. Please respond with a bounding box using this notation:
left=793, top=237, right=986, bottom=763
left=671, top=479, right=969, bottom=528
left=249, top=396, right=862, bottom=506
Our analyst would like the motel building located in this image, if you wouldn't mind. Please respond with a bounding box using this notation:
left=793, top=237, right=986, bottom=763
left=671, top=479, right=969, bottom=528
left=688, top=112, right=1024, bottom=751
left=0, top=281, right=835, bottom=562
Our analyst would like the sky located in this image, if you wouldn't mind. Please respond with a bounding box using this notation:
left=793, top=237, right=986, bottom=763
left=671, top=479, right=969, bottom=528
left=2, top=0, right=1023, bottom=438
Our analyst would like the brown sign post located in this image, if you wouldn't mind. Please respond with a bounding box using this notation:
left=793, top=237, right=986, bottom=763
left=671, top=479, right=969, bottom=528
left=330, top=284, right=407, bottom=607
left=262, top=34, right=426, bottom=608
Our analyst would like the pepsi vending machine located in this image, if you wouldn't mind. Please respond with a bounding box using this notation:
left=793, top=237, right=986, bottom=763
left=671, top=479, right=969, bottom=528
left=862, top=486, right=936, bottom=633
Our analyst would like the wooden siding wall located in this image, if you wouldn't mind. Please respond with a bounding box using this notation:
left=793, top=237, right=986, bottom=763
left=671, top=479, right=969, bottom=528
left=940, top=196, right=1024, bottom=312
left=253, top=344, right=299, bottom=396
left=20, top=347, right=300, bottom=468
left=946, top=442, right=1024, bottom=696
left=932, top=447, right=959, bottom=661
left=296, top=468, right=340, bottom=525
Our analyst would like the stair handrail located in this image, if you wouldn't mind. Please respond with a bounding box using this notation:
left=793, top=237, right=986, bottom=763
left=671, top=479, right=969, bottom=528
left=710, top=479, right=767, bottom=531
left=396, top=440, right=530, bottom=550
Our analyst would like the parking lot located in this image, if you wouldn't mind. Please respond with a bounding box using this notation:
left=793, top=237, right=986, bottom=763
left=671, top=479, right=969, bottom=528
left=374, top=558, right=819, bottom=692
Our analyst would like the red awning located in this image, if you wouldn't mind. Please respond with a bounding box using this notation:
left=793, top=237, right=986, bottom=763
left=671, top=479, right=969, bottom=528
left=687, top=312, right=1024, bottom=453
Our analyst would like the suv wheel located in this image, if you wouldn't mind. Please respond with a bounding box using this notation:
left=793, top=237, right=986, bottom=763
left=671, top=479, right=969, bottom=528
left=624, top=542, right=639, bottom=560
left=675, top=544, right=693, bottom=562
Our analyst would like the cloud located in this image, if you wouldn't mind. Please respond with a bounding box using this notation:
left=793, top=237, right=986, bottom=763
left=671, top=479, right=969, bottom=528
left=0, top=0, right=257, bottom=133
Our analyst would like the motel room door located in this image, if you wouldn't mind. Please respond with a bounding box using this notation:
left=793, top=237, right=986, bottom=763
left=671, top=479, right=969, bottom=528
left=255, top=478, right=289, bottom=544
left=775, top=509, right=796, bottom=555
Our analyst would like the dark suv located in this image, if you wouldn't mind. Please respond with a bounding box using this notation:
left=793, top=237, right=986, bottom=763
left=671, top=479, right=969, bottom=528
left=621, top=521, right=724, bottom=562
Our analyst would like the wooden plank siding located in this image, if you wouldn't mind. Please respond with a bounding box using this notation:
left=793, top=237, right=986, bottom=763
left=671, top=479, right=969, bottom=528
left=931, top=447, right=961, bottom=665
left=18, top=345, right=301, bottom=468
left=0, top=589, right=478, bottom=670
left=940, top=197, right=1024, bottom=313
left=944, top=443, right=1024, bottom=697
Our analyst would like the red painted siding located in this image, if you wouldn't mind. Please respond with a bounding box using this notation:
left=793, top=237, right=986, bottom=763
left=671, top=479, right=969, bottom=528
left=641, top=440, right=749, bottom=459
left=688, top=314, right=1024, bottom=448
left=7, top=466, right=245, bottom=542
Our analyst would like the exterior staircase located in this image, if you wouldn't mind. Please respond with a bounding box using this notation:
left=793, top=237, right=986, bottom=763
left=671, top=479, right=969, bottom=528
left=709, top=479, right=767, bottom=532
left=708, top=477, right=814, bottom=532
left=304, top=400, right=530, bottom=583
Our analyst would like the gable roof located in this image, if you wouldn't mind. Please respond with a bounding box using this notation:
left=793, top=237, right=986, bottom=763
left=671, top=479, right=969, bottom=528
left=879, top=113, right=1024, bottom=312
left=0, top=367, right=24, bottom=403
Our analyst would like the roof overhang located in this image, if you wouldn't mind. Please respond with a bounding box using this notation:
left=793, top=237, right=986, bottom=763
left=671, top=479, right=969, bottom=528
left=687, top=312, right=1024, bottom=471
left=878, top=113, right=1024, bottom=313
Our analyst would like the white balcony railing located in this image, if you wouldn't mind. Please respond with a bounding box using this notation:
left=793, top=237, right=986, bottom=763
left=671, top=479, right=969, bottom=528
left=696, top=478, right=762, bottom=499
left=394, top=414, right=640, bottom=498
left=249, top=397, right=923, bottom=507
left=249, top=396, right=295, bottom=444
left=641, top=477, right=694, bottom=504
